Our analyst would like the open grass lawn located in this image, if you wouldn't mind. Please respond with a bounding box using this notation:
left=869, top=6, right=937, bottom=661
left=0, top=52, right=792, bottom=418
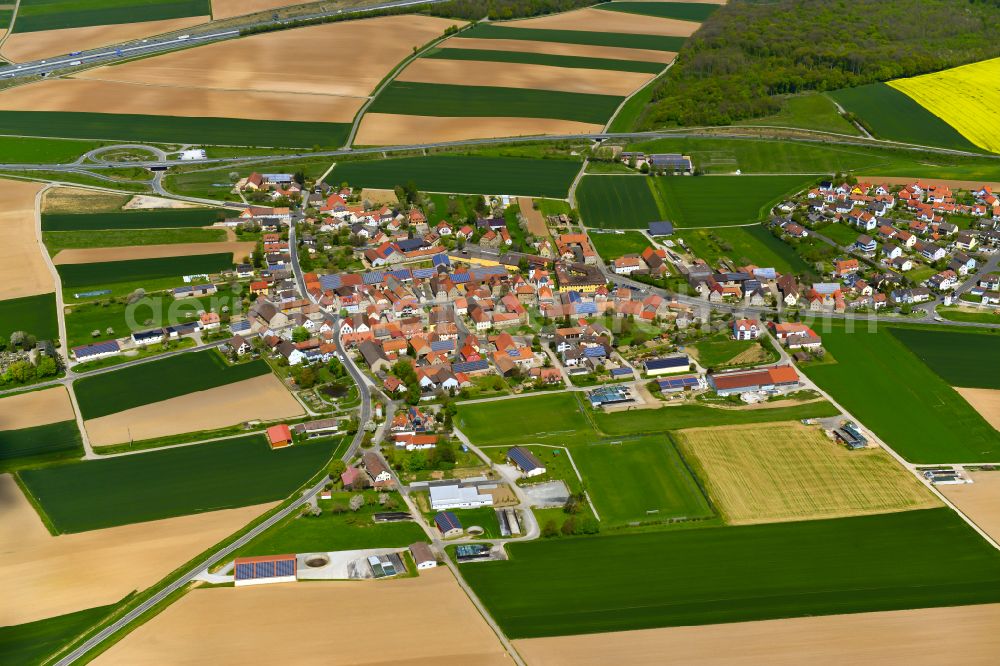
left=425, top=193, right=476, bottom=224
left=57, top=253, right=235, bottom=289
left=0, top=136, right=104, bottom=163
left=425, top=47, right=664, bottom=74
left=815, top=221, right=861, bottom=246
left=675, top=422, right=938, bottom=525
left=0, top=292, right=58, bottom=341
left=938, top=307, right=1000, bottom=325
left=460, top=508, right=1000, bottom=638
left=828, top=84, right=981, bottom=153
left=44, top=228, right=226, bottom=255
left=653, top=175, right=814, bottom=228
left=19, top=435, right=336, bottom=533
left=736, top=93, right=861, bottom=136
left=588, top=230, right=650, bottom=259
left=889, top=327, right=1000, bottom=390
left=0, top=603, right=118, bottom=665
left=688, top=330, right=778, bottom=370
left=74, top=350, right=270, bottom=419
left=607, top=72, right=662, bottom=133
left=572, top=435, right=713, bottom=525
left=457, top=392, right=591, bottom=445
left=677, top=225, right=812, bottom=274
left=0, top=112, right=348, bottom=149
left=42, top=208, right=235, bottom=231
left=801, top=323, right=1000, bottom=462
left=64, top=290, right=241, bottom=348
left=231, top=488, right=425, bottom=558
left=367, top=82, right=624, bottom=124
left=598, top=1, right=717, bottom=21
left=576, top=176, right=662, bottom=228
left=592, top=400, right=841, bottom=437
left=0, top=420, right=83, bottom=469
left=14, top=0, right=208, bottom=31
left=461, top=23, right=686, bottom=51
left=330, top=155, right=580, bottom=198
left=452, top=506, right=503, bottom=539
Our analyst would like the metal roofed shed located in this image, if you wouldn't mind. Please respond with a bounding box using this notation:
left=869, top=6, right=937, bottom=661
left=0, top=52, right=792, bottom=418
left=429, top=484, right=494, bottom=511
left=648, top=221, right=674, bottom=236
left=588, top=385, right=633, bottom=408
left=657, top=374, right=703, bottom=393
left=507, top=446, right=547, bottom=477
left=455, top=544, right=492, bottom=562
left=434, top=511, right=463, bottom=537
left=409, top=542, right=438, bottom=569
left=643, top=355, right=691, bottom=376
left=234, top=554, right=296, bottom=586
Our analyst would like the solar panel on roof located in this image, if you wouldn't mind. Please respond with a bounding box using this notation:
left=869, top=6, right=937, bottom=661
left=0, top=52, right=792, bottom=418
left=451, top=273, right=470, bottom=283
left=319, top=274, right=341, bottom=290
left=257, top=561, right=275, bottom=577
left=276, top=560, right=295, bottom=576
left=389, top=269, right=412, bottom=280
left=432, top=254, right=451, bottom=266
left=575, top=302, right=597, bottom=314
left=412, top=268, right=437, bottom=278
left=363, top=272, right=385, bottom=284
left=235, top=563, right=253, bottom=579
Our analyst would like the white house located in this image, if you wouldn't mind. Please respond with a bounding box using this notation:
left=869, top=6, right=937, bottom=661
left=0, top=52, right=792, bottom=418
left=732, top=318, right=760, bottom=341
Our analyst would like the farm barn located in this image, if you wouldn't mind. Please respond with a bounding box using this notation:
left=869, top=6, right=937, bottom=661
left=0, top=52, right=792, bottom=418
left=234, top=554, right=297, bottom=587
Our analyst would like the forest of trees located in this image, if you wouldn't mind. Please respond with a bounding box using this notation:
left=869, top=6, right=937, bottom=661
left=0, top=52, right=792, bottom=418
left=640, top=0, right=1000, bottom=128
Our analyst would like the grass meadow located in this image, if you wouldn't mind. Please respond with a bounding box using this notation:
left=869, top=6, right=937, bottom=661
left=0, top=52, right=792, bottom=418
left=0, top=112, right=348, bottom=149
left=424, top=47, right=665, bottom=73
left=461, top=23, right=685, bottom=51
left=368, top=82, right=624, bottom=124
left=576, top=176, right=662, bottom=228
left=828, top=84, right=980, bottom=152
left=41, top=209, right=235, bottom=231
left=18, top=435, right=337, bottom=533
left=588, top=230, right=651, bottom=259
left=801, top=323, right=1000, bottom=462
left=0, top=137, right=104, bottom=163
left=13, top=0, right=208, bottom=32
left=73, top=351, right=270, bottom=419
left=653, top=175, right=814, bottom=228
left=0, top=420, right=83, bottom=470
left=736, top=92, right=861, bottom=136
left=677, top=225, right=812, bottom=274
left=0, top=292, right=58, bottom=341
left=459, top=508, right=1000, bottom=638
left=329, top=155, right=580, bottom=198
left=57, top=253, right=235, bottom=289
left=888, top=327, right=1000, bottom=390
left=0, top=603, right=118, bottom=666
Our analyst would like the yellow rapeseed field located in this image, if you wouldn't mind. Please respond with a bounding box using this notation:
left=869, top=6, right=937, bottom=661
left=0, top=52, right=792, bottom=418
left=889, top=57, right=1000, bottom=154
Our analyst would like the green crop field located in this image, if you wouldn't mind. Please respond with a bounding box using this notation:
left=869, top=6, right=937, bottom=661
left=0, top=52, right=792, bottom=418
left=592, top=400, right=841, bottom=436
left=45, top=228, right=226, bottom=255
left=0, top=112, right=348, bottom=149
left=653, top=175, right=814, bottom=228
left=459, top=508, right=1000, bottom=638
left=367, top=82, right=623, bottom=124
left=42, top=208, right=235, bottom=231
left=828, top=84, right=980, bottom=152
left=801, top=324, right=1000, bottom=462
left=461, top=23, right=685, bottom=51
left=597, top=1, right=718, bottom=21
left=57, top=253, right=234, bottom=289
left=572, top=436, right=713, bottom=525
left=0, top=603, right=118, bottom=666
left=13, top=0, right=209, bottom=32
left=0, top=136, right=105, bottom=163
left=677, top=225, right=812, bottom=274
left=329, top=155, right=580, bottom=198
left=576, top=176, right=663, bottom=228
left=889, top=327, right=1000, bottom=390
left=19, top=435, right=336, bottom=533
left=588, top=230, right=651, bottom=259
left=457, top=392, right=591, bottom=444
left=0, top=292, right=58, bottom=341
left=0, top=420, right=83, bottom=468
left=74, top=351, right=270, bottom=419
left=424, top=47, right=665, bottom=74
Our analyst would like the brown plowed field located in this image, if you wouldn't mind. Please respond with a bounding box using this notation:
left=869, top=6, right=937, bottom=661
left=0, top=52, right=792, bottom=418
left=0, top=78, right=363, bottom=123
left=85, top=374, right=304, bottom=446
left=518, top=197, right=549, bottom=237
left=0, top=386, right=75, bottom=431
left=397, top=58, right=652, bottom=96
left=74, top=16, right=461, bottom=98
left=0, top=17, right=208, bottom=63
left=941, top=471, right=1000, bottom=543
left=52, top=240, right=256, bottom=265
left=95, top=568, right=512, bottom=665
left=503, top=8, right=701, bottom=37
left=212, top=0, right=307, bottom=20
left=0, top=474, right=275, bottom=626
left=0, top=178, right=52, bottom=300
left=955, top=387, right=1000, bottom=431
left=444, top=36, right=676, bottom=63
left=355, top=113, right=602, bottom=146
left=514, top=604, right=1000, bottom=666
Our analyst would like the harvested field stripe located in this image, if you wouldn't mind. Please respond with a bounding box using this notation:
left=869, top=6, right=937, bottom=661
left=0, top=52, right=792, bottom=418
left=461, top=23, right=686, bottom=51
left=425, top=47, right=666, bottom=73
left=0, top=178, right=52, bottom=301
left=596, top=1, right=719, bottom=21
left=503, top=8, right=701, bottom=37
left=354, top=113, right=602, bottom=147
left=368, top=81, right=623, bottom=124
left=51, top=241, right=255, bottom=265
left=0, top=386, right=75, bottom=431
left=443, top=36, right=677, bottom=63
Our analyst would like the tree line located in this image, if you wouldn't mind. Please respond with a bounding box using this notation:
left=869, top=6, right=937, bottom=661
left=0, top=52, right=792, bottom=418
left=638, top=0, right=1000, bottom=128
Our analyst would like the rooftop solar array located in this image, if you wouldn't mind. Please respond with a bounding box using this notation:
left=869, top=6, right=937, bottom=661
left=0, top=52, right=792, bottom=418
left=507, top=446, right=542, bottom=471
left=657, top=375, right=701, bottom=390
left=412, top=267, right=437, bottom=279
left=453, top=359, right=489, bottom=373
left=645, top=355, right=690, bottom=370
left=234, top=557, right=295, bottom=580
left=363, top=271, right=385, bottom=284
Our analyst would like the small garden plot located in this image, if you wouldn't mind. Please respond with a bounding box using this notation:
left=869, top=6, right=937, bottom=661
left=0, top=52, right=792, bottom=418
left=576, top=176, right=663, bottom=228
left=572, top=436, right=713, bottom=526
left=674, top=422, right=939, bottom=524
left=653, top=175, right=814, bottom=228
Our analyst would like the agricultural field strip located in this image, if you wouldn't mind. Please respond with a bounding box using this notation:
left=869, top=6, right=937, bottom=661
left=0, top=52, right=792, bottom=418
left=11, top=0, right=210, bottom=32
left=56, top=252, right=235, bottom=288
left=425, top=46, right=667, bottom=74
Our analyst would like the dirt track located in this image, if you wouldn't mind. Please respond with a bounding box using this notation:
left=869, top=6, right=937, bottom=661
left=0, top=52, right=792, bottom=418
left=503, top=8, right=701, bottom=36
left=355, top=113, right=602, bottom=146
left=514, top=604, right=1000, bottom=666
left=75, top=16, right=460, bottom=98
left=0, top=78, right=364, bottom=123
left=0, top=474, right=274, bottom=626
left=941, top=471, right=1000, bottom=543
left=397, top=58, right=652, bottom=95
left=445, top=36, right=676, bottom=63
left=85, top=374, right=304, bottom=446
left=0, top=386, right=75, bottom=431
left=95, top=567, right=511, bottom=665
left=955, top=387, right=1000, bottom=431
left=52, top=240, right=256, bottom=265
left=0, top=178, right=53, bottom=300
left=0, top=17, right=208, bottom=63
